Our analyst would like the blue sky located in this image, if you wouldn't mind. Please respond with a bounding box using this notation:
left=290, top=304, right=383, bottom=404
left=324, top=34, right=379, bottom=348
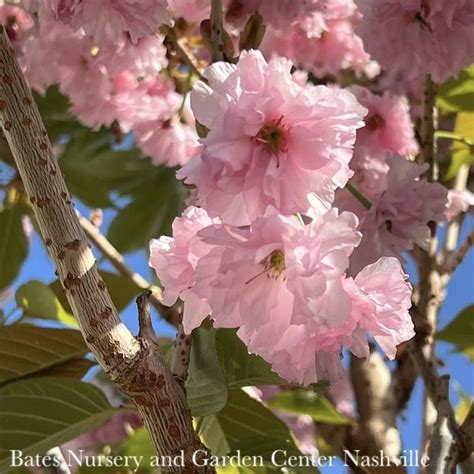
left=1, top=197, right=473, bottom=473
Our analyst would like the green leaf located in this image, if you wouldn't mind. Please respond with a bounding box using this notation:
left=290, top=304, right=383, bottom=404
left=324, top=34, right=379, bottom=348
left=186, top=327, right=228, bottom=416
left=118, top=427, right=155, bottom=472
left=217, top=467, right=271, bottom=474
left=34, top=87, right=84, bottom=141
left=0, top=207, right=29, bottom=291
left=0, top=377, right=122, bottom=472
left=36, top=358, right=96, bottom=380
left=108, top=167, right=185, bottom=254
left=15, top=280, right=76, bottom=327
left=59, top=133, right=115, bottom=208
left=0, top=325, right=88, bottom=385
left=438, top=66, right=474, bottom=113
left=269, top=390, right=351, bottom=425
left=436, top=305, right=474, bottom=360
left=50, top=271, right=141, bottom=314
left=444, top=112, right=474, bottom=180
left=198, top=389, right=316, bottom=470
left=216, top=329, right=284, bottom=388
left=79, top=150, right=153, bottom=193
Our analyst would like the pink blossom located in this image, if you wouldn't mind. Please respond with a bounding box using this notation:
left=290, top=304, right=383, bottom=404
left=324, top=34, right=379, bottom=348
left=177, top=211, right=414, bottom=384
left=149, top=207, right=220, bottom=333
left=343, top=257, right=413, bottom=359
left=179, top=50, right=366, bottom=225
left=356, top=0, right=474, bottom=83
left=258, top=1, right=380, bottom=79
left=22, top=21, right=87, bottom=94
left=0, top=5, right=34, bottom=52
left=445, top=189, right=474, bottom=221
left=168, top=0, right=209, bottom=22
left=38, top=0, right=170, bottom=43
left=351, top=86, right=418, bottom=157
left=21, top=21, right=194, bottom=166
left=134, top=116, right=199, bottom=167
left=350, top=155, right=448, bottom=272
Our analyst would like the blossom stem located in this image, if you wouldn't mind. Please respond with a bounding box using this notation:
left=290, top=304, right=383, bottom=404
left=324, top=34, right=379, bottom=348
left=345, top=182, right=372, bottom=209
left=442, top=225, right=474, bottom=275
left=161, top=25, right=204, bottom=79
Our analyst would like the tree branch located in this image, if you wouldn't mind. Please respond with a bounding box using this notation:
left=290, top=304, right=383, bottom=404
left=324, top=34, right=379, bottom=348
left=442, top=225, right=474, bottom=275
left=350, top=353, right=401, bottom=457
left=420, top=75, right=438, bottom=178
left=161, top=25, right=204, bottom=79
left=0, top=27, right=213, bottom=472
left=79, top=212, right=180, bottom=327
left=447, top=404, right=474, bottom=473
left=210, top=0, right=225, bottom=61
left=408, top=345, right=474, bottom=474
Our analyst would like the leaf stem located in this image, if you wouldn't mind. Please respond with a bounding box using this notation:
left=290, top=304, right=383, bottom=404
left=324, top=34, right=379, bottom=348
left=345, top=182, right=372, bottom=210
left=436, top=130, right=474, bottom=148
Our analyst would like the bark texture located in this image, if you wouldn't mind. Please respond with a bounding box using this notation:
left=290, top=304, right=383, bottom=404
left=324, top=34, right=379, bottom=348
left=0, top=26, right=213, bottom=473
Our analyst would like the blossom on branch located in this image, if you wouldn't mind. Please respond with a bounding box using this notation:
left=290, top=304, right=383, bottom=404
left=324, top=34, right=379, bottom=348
left=356, top=0, right=474, bottom=83
left=150, top=208, right=414, bottom=384
left=350, top=155, right=448, bottom=272
left=179, top=50, right=367, bottom=225
left=33, top=0, right=171, bottom=43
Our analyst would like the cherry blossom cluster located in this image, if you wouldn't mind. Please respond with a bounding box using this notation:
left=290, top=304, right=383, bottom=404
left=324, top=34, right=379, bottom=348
left=3, top=0, right=197, bottom=167
left=2, top=1, right=472, bottom=385
left=356, top=0, right=474, bottom=84
left=149, top=50, right=423, bottom=384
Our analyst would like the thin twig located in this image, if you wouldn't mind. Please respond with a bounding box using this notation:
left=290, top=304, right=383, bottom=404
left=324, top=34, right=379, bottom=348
left=420, top=75, right=438, bottom=179
left=210, top=0, right=224, bottom=61
left=345, top=182, right=372, bottom=209
left=137, top=291, right=159, bottom=343
left=161, top=25, right=204, bottom=79
left=417, top=74, right=443, bottom=454
left=79, top=213, right=180, bottom=327
left=425, top=375, right=453, bottom=474
left=443, top=225, right=474, bottom=275
left=408, top=345, right=474, bottom=474
left=447, top=404, right=474, bottom=473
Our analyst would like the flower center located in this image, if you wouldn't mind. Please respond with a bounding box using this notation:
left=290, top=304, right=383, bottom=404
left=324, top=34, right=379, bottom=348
left=265, top=250, right=286, bottom=275
left=245, top=249, right=286, bottom=284
left=255, top=117, right=289, bottom=162
left=366, top=113, right=385, bottom=131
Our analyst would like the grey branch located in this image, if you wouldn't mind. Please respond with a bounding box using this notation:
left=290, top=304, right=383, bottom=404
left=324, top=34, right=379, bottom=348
left=442, top=225, right=474, bottom=275
left=447, top=404, right=474, bottom=474
left=79, top=212, right=180, bottom=327
left=408, top=345, right=474, bottom=474
left=0, top=27, right=213, bottom=472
